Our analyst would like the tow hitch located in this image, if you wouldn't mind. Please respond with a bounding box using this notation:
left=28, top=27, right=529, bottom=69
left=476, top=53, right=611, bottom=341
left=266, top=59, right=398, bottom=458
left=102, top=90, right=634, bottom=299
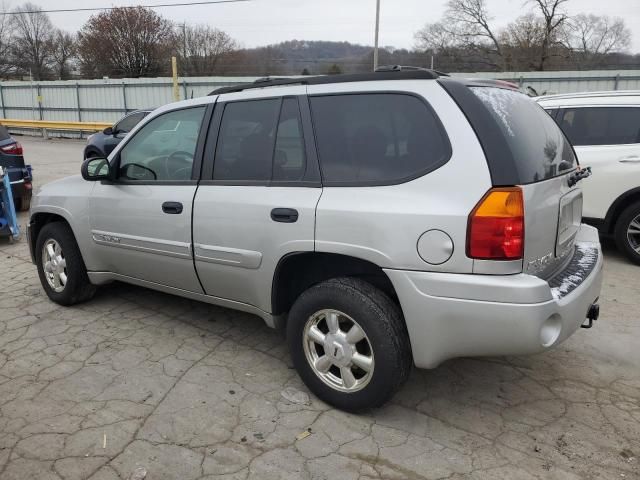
left=581, top=303, right=600, bottom=329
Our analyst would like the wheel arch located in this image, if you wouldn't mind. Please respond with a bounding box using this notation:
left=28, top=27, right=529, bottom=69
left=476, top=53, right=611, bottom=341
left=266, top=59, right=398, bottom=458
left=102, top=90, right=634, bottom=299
left=603, top=187, right=640, bottom=234
left=271, top=252, right=400, bottom=319
left=29, top=212, right=74, bottom=263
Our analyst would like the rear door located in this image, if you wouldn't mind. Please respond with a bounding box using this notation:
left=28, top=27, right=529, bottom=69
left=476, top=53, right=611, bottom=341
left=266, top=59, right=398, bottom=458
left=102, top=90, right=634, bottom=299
left=556, top=106, right=640, bottom=220
left=192, top=88, right=322, bottom=313
left=469, top=86, right=581, bottom=278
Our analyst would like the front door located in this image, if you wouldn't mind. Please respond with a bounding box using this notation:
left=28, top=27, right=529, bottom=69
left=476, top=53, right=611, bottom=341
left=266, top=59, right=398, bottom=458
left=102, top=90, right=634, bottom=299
left=89, top=105, right=209, bottom=292
left=192, top=92, right=322, bottom=313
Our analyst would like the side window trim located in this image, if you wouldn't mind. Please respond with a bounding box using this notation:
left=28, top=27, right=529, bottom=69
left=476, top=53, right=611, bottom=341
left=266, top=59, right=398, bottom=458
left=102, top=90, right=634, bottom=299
left=106, top=104, right=213, bottom=186
left=201, top=94, right=321, bottom=187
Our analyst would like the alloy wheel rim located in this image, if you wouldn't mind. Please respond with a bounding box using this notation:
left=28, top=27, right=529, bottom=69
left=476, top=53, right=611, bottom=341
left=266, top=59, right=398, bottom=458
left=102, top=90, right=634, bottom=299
left=42, top=239, right=67, bottom=293
left=627, top=214, right=640, bottom=254
left=302, top=309, right=374, bottom=393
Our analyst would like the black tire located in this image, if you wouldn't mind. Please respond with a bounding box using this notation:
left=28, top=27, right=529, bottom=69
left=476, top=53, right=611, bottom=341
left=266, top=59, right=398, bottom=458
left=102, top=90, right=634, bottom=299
left=614, top=201, right=640, bottom=265
left=287, top=277, right=412, bottom=411
left=35, top=221, right=96, bottom=305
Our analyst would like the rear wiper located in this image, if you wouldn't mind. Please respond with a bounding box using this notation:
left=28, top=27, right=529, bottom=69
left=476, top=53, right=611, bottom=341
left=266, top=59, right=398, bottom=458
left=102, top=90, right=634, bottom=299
left=568, top=166, right=591, bottom=188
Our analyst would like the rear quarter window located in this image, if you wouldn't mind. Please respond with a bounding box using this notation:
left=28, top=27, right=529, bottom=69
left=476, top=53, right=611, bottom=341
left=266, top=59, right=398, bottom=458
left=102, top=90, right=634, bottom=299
left=558, top=107, right=640, bottom=146
left=309, top=93, right=451, bottom=185
left=472, top=87, right=577, bottom=183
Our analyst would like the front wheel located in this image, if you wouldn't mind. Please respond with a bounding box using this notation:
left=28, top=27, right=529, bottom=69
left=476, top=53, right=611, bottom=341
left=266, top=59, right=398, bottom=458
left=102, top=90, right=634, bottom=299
left=35, top=222, right=96, bottom=305
left=287, top=277, right=412, bottom=411
left=614, top=201, right=640, bottom=265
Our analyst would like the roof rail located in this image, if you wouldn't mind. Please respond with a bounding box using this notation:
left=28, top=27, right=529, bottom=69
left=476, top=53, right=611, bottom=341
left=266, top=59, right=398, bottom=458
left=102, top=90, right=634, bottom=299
left=375, top=65, right=450, bottom=76
left=208, top=68, right=442, bottom=95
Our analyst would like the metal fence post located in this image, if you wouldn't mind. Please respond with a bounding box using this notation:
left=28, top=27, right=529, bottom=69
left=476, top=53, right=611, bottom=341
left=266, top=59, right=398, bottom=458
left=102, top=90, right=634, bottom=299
left=122, top=82, right=128, bottom=113
left=183, top=79, right=188, bottom=100
left=36, top=84, right=43, bottom=121
left=0, top=84, right=5, bottom=119
left=75, top=83, right=82, bottom=122
left=614, top=74, right=620, bottom=91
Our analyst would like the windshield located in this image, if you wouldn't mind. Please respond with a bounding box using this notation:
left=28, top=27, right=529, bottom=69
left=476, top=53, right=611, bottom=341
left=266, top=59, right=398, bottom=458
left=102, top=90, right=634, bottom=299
left=471, top=87, right=577, bottom=183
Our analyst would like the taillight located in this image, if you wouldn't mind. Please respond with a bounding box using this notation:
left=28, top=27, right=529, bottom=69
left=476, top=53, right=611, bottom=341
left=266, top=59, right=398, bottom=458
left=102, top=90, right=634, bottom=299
left=467, top=187, right=524, bottom=260
left=0, top=142, right=23, bottom=155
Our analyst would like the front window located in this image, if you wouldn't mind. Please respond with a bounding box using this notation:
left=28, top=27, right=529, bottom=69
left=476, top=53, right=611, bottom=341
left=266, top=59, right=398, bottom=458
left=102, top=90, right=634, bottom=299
left=118, top=107, right=206, bottom=181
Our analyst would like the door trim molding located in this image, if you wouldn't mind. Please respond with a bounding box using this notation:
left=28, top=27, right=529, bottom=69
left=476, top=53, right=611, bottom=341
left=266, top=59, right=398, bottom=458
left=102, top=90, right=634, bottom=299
left=193, top=242, right=262, bottom=269
left=91, top=229, right=191, bottom=259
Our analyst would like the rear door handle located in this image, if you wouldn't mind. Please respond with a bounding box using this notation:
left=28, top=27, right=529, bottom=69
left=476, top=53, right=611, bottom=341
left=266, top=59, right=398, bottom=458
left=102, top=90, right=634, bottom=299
left=619, top=156, right=640, bottom=163
left=271, top=208, right=298, bottom=223
left=162, top=201, right=183, bottom=214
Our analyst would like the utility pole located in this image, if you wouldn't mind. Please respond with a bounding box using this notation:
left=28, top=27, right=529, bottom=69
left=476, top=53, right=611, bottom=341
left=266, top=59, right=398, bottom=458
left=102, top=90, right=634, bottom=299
left=172, top=56, right=180, bottom=102
left=373, top=0, right=380, bottom=71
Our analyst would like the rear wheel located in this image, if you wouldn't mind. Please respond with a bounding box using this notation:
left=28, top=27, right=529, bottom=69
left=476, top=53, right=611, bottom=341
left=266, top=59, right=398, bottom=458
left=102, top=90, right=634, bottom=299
left=614, top=201, right=640, bottom=265
left=35, top=222, right=96, bottom=305
left=287, top=277, right=412, bottom=411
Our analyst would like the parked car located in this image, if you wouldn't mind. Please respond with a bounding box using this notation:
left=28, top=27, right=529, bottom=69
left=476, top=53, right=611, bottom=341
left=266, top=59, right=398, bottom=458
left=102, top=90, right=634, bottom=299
left=0, top=124, right=32, bottom=211
left=537, top=91, right=640, bottom=264
left=84, top=109, right=152, bottom=160
left=27, top=69, right=603, bottom=410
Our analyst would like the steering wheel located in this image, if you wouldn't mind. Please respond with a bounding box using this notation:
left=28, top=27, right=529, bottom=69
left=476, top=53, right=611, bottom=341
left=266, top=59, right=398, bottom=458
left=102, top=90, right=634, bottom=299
left=164, top=151, right=194, bottom=180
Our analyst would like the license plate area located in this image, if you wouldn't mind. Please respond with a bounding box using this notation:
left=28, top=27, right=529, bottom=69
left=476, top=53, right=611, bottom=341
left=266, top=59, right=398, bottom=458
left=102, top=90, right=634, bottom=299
left=556, top=190, right=583, bottom=258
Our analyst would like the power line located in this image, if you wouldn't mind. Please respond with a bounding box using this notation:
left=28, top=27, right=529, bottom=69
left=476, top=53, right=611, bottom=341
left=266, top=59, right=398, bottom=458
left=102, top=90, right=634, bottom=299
left=0, top=0, right=251, bottom=15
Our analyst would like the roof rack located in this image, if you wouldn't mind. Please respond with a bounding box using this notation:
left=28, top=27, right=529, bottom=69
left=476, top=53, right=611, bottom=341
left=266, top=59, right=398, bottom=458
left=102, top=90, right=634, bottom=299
left=208, top=66, right=443, bottom=95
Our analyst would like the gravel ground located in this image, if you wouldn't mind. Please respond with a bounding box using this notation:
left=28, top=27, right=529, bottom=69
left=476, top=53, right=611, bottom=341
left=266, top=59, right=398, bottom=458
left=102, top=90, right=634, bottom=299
left=0, top=137, right=639, bottom=480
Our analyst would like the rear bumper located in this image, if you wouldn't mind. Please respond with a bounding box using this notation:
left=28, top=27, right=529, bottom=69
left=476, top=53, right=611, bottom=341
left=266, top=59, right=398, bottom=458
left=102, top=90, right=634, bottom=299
left=385, top=224, right=603, bottom=369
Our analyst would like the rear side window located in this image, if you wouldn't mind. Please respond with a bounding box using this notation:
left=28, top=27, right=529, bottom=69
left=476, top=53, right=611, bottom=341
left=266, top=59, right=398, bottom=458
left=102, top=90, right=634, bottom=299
left=309, top=94, right=450, bottom=185
left=0, top=125, right=10, bottom=141
left=213, top=98, right=307, bottom=182
left=559, top=107, right=640, bottom=146
left=214, top=99, right=280, bottom=181
left=471, top=87, right=577, bottom=183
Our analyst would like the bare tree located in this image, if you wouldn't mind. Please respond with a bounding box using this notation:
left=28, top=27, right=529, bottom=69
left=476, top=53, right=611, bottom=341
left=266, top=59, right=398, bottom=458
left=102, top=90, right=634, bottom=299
left=416, top=0, right=504, bottom=69
left=51, top=30, right=76, bottom=80
left=415, top=21, right=457, bottom=53
left=501, top=13, right=546, bottom=70
left=0, top=2, right=13, bottom=78
left=9, top=2, right=55, bottom=80
left=77, top=7, right=174, bottom=78
left=564, top=14, right=631, bottom=67
left=527, top=0, right=569, bottom=70
left=176, top=25, right=237, bottom=76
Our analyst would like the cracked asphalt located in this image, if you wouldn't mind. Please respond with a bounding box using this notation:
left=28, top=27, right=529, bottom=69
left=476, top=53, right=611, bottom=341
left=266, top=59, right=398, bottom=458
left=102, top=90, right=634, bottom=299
left=1, top=137, right=639, bottom=480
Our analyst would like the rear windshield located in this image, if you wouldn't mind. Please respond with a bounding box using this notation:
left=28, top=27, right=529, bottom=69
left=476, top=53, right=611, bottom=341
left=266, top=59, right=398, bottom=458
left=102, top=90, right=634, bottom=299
left=471, top=87, right=577, bottom=183
left=0, top=125, right=10, bottom=141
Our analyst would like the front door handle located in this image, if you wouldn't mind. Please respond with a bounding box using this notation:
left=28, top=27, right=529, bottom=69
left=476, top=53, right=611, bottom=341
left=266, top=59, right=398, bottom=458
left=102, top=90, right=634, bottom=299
left=271, top=208, right=298, bottom=223
left=162, top=201, right=183, bottom=214
left=619, top=156, right=640, bottom=163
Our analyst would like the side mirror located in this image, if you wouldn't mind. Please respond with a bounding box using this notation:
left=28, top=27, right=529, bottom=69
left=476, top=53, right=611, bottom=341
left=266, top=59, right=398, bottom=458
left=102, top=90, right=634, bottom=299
left=81, top=157, right=110, bottom=181
left=103, top=126, right=114, bottom=135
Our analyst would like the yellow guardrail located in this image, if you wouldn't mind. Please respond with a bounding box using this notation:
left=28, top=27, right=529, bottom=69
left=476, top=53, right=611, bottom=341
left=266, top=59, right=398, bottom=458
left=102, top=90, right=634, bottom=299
left=0, top=119, right=111, bottom=132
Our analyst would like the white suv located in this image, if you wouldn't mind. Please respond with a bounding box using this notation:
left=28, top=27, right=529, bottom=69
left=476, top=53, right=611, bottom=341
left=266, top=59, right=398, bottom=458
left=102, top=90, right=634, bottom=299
left=28, top=69, right=603, bottom=410
left=538, top=91, right=640, bottom=264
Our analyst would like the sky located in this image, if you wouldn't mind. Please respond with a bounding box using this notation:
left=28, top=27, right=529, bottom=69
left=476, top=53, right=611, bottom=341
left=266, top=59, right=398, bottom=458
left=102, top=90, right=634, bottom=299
left=4, top=0, right=640, bottom=52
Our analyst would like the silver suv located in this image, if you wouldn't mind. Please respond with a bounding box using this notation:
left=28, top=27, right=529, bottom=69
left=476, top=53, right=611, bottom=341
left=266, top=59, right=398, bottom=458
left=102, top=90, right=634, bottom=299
left=28, top=69, right=603, bottom=410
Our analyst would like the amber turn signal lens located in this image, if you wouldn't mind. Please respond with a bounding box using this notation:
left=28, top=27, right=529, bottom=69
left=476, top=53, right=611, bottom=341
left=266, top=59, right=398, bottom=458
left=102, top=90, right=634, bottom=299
left=467, top=187, right=525, bottom=260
